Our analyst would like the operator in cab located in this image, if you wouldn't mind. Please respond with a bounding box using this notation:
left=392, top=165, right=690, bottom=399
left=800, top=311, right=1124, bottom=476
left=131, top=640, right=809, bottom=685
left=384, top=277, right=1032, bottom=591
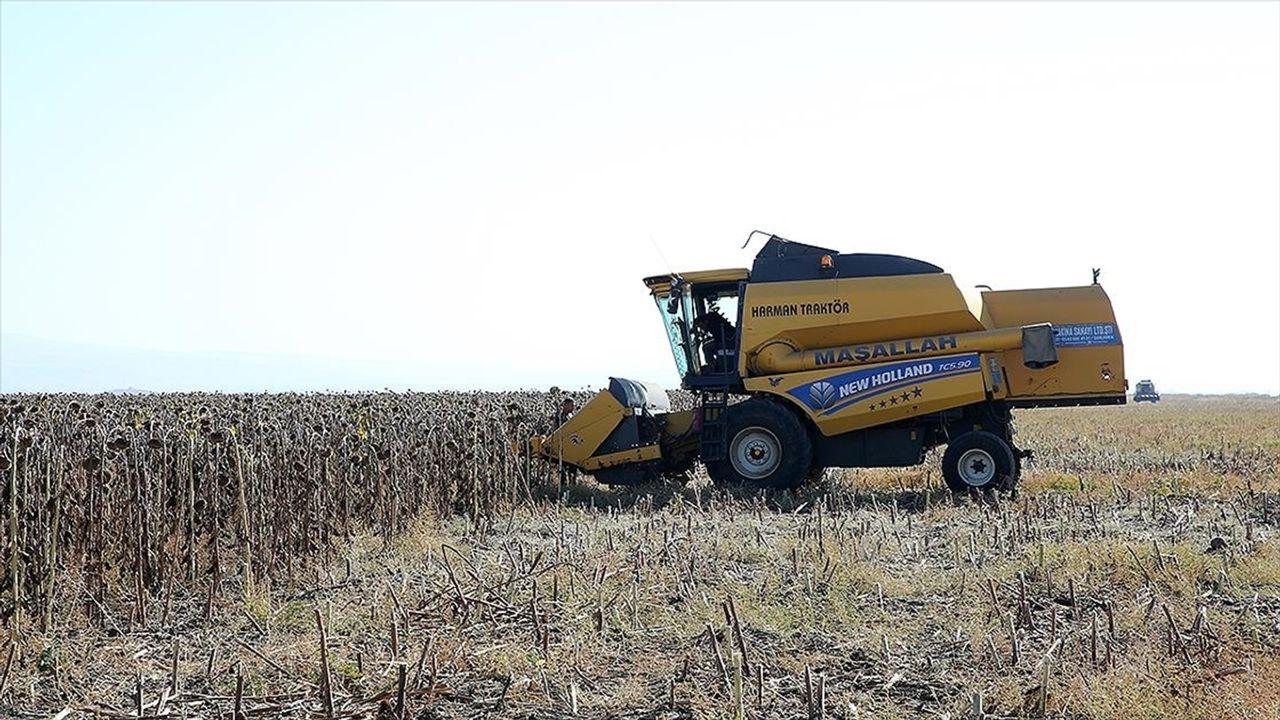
left=693, top=306, right=736, bottom=374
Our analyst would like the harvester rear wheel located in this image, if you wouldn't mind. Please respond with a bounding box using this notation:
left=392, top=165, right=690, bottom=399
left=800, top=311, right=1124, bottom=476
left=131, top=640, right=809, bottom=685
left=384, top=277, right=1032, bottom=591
left=942, top=431, right=1016, bottom=494
left=706, top=400, right=812, bottom=490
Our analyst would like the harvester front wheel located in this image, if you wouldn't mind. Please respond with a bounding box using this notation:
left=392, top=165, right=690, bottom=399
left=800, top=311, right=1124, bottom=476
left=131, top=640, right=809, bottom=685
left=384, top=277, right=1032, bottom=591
left=706, top=400, right=812, bottom=490
left=942, top=431, right=1016, bottom=494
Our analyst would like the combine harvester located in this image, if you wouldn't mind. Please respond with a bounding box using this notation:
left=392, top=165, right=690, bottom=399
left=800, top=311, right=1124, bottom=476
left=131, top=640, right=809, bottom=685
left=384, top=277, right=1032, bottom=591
left=531, top=233, right=1126, bottom=493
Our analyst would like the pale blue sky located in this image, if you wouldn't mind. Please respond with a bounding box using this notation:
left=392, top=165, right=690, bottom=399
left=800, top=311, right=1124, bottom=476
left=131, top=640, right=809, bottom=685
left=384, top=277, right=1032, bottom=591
left=2, top=2, right=1277, bottom=393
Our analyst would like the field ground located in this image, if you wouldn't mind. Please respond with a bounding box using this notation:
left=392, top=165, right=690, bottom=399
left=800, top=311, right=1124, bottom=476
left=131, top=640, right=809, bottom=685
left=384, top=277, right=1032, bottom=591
left=1, top=396, right=1278, bottom=719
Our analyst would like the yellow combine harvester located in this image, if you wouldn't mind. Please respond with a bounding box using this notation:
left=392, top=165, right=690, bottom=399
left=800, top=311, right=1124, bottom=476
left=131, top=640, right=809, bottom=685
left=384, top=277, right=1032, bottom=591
left=531, top=233, right=1126, bottom=492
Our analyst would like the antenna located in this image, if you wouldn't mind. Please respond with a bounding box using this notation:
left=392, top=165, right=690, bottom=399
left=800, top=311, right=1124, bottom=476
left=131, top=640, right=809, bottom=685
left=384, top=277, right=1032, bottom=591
left=741, top=229, right=774, bottom=249
left=647, top=234, right=673, bottom=274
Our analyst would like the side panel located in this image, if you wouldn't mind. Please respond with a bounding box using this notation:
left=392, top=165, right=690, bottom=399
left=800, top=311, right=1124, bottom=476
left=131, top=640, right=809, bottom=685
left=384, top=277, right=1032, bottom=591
left=745, top=353, right=989, bottom=436
left=981, top=286, right=1127, bottom=403
left=660, top=408, right=697, bottom=437
left=542, top=390, right=627, bottom=464
left=737, top=274, right=985, bottom=377
left=580, top=445, right=662, bottom=471
left=812, top=427, right=926, bottom=468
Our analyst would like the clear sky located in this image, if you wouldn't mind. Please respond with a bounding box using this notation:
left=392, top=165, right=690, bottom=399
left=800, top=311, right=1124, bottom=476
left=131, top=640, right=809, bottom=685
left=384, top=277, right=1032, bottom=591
left=2, top=2, right=1277, bottom=393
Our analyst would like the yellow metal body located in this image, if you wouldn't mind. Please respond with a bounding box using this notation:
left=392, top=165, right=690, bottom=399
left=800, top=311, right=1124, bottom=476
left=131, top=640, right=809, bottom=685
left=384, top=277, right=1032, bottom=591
left=728, top=273, right=1123, bottom=407
left=534, top=249, right=1126, bottom=481
left=531, top=387, right=693, bottom=473
left=746, top=352, right=993, bottom=436
left=643, top=268, right=748, bottom=296
left=581, top=445, right=662, bottom=471
left=738, top=273, right=984, bottom=376
left=648, top=267, right=1124, bottom=438
left=538, top=389, right=648, bottom=466
left=982, top=285, right=1126, bottom=402
left=750, top=325, right=1032, bottom=375
left=661, top=407, right=697, bottom=437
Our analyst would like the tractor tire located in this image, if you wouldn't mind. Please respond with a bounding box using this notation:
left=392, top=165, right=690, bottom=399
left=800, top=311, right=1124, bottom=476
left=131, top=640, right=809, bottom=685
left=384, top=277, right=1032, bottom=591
left=1007, top=450, right=1023, bottom=492
left=941, top=431, right=1016, bottom=494
left=705, top=400, right=812, bottom=490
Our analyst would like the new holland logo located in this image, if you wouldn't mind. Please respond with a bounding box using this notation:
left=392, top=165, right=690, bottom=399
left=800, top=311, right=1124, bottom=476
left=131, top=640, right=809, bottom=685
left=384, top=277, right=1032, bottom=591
left=809, top=381, right=837, bottom=409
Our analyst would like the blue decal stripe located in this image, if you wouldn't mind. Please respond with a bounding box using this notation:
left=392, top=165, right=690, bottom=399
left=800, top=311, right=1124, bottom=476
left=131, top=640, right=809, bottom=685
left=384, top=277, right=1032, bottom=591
left=818, top=365, right=982, bottom=416
left=787, top=353, right=983, bottom=413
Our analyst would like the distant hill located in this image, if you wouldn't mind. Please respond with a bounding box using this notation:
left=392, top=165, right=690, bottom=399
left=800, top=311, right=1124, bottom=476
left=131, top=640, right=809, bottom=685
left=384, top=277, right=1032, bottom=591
left=0, top=333, right=608, bottom=393
left=1158, top=393, right=1278, bottom=401
left=0, top=333, right=422, bottom=393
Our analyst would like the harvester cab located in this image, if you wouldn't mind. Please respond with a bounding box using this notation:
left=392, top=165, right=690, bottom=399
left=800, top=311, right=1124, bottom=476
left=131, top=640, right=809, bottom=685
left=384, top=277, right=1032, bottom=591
left=651, top=270, right=748, bottom=384
left=530, top=233, right=1127, bottom=493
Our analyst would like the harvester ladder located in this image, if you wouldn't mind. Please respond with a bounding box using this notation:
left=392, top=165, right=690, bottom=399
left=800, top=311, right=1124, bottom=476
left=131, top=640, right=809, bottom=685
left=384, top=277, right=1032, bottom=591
left=699, top=387, right=731, bottom=462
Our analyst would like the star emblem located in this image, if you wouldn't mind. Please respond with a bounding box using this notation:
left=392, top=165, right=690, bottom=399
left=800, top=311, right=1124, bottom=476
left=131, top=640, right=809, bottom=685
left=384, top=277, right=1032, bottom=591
left=879, top=400, right=887, bottom=409
left=889, top=395, right=899, bottom=406
left=900, top=392, right=911, bottom=403
left=911, top=386, right=923, bottom=398
left=868, top=404, right=877, bottom=412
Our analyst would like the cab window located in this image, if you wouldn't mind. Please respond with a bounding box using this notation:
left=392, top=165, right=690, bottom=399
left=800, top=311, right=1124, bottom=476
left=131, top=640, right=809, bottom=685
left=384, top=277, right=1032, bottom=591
left=654, top=291, right=693, bottom=378
left=689, top=284, right=740, bottom=375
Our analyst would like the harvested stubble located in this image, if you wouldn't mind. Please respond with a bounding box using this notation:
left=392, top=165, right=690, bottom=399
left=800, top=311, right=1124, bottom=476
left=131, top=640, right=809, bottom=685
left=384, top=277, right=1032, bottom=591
left=0, top=393, right=1277, bottom=720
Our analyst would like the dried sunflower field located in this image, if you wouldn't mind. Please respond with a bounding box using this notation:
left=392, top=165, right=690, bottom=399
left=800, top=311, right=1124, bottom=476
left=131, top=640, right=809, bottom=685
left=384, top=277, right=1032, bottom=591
left=0, top=392, right=1276, bottom=719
